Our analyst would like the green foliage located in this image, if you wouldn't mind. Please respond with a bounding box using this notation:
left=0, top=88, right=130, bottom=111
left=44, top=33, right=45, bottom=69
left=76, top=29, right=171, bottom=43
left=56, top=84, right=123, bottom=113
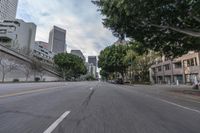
left=93, top=0, right=200, bottom=57
left=100, top=69, right=109, bottom=80
left=98, top=44, right=129, bottom=79
left=85, top=75, right=96, bottom=81
left=98, top=42, right=159, bottom=82
left=54, top=53, right=87, bottom=80
left=132, top=52, right=159, bottom=82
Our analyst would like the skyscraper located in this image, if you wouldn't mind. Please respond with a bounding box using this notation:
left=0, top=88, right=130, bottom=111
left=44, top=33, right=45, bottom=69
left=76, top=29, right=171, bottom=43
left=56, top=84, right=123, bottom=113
left=48, top=26, right=66, bottom=54
left=71, top=50, right=86, bottom=62
left=0, top=0, right=18, bottom=20
left=88, top=56, right=97, bottom=66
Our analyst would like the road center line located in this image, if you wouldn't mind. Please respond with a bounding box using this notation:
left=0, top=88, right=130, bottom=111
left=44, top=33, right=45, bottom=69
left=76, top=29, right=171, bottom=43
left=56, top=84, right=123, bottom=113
left=159, top=99, right=200, bottom=114
left=0, top=85, right=67, bottom=98
left=43, top=111, right=70, bottom=133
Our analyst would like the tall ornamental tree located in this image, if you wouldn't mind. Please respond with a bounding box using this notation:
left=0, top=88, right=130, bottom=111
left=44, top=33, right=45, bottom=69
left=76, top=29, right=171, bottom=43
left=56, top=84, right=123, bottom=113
left=93, top=0, right=200, bottom=57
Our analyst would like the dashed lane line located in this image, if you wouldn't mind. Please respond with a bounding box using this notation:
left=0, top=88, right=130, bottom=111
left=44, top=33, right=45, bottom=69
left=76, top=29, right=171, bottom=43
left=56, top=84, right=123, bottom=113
left=43, top=111, right=71, bottom=133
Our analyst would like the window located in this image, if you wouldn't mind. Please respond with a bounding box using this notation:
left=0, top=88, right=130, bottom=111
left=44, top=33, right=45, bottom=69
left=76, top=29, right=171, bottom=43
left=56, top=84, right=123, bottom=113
left=158, top=66, right=162, bottom=72
left=152, top=68, right=156, bottom=73
left=187, top=58, right=197, bottom=67
left=174, top=62, right=182, bottom=69
left=164, top=64, right=170, bottom=70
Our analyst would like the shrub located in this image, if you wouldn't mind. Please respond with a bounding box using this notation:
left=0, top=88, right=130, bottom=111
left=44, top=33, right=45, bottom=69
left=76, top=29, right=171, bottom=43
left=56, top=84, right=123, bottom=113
left=85, top=75, right=96, bottom=81
left=34, top=77, right=40, bottom=82
left=13, top=79, right=20, bottom=82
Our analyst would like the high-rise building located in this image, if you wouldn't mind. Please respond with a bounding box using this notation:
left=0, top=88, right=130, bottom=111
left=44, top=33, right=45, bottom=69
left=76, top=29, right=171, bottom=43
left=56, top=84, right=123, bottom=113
left=0, top=19, right=36, bottom=55
left=48, top=26, right=66, bottom=54
left=0, top=0, right=18, bottom=21
left=88, top=56, right=97, bottom=66
left=88, top=63, right=97, bottom=78
left=71, top=50, right=86, bottom=62
left=88, top=56, right=98, bottom=78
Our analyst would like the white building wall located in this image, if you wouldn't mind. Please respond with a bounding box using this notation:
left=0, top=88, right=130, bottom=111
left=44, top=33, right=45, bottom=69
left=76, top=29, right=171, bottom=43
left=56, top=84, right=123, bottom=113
left=0, top=19, right=36, bottom=55
left=88, top=64, right=96, bottom=78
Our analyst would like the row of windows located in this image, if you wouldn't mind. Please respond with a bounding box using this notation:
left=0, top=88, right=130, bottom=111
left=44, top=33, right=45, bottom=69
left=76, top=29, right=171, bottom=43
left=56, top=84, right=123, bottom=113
left=184, top=58, right=198, bottom=67
left=153, top=57, right=199, bottom=72
left=33, top=50, right=53, bottom=60
left=153, top=63, right=182, bottom=72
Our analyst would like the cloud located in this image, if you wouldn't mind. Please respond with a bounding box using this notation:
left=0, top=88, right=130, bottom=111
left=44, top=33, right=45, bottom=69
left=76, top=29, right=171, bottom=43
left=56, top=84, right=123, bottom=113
left=16, top=0, right=116, bottom=57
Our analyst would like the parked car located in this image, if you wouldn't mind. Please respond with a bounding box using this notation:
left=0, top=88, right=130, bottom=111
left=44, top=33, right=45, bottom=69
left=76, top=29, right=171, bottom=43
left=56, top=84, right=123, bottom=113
left=115, top=78, right=124, bottom=84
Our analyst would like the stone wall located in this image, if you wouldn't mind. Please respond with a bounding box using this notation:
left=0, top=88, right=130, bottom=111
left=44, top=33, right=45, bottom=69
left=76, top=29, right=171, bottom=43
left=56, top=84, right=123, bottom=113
left=0, top=50, right=62, bottom=82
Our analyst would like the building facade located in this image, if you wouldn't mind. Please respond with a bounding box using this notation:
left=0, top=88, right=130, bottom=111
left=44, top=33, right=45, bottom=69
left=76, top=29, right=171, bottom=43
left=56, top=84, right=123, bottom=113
left=0, top=19, right=36, bottom=55
left=150, top=52, right=200, bottom=84
left=0, top=0, right=18, bottom=20
left=32, top=41, right=55, bottom=64
left=88, top=56, right=97, bottom=66
left=87, top=56, right=98, bottom=78
left=48, top=26, right=66, bottom=54
left=70, top=50, right=85, bottom=62
left=85, top=62, right=97, bottom=78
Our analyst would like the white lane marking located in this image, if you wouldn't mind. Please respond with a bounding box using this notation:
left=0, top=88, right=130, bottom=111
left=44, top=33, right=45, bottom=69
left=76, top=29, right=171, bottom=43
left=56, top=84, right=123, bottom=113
left=159, top=99, right=200, bottom=114
left=90, top=87, right=93, bottom=90
left=43, top=111, right=70, bottom=133
left=123, top=87, right=200, bottom=114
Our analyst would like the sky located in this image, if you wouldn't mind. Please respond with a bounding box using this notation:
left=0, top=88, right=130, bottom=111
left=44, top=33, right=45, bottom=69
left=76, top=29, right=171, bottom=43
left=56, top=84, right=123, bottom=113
left=16, top=0, right=116, bottom=57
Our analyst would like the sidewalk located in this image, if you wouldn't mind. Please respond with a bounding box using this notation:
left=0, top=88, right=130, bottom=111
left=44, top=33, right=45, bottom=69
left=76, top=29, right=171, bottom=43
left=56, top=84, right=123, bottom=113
left=154, top=84, right=200, bottom=101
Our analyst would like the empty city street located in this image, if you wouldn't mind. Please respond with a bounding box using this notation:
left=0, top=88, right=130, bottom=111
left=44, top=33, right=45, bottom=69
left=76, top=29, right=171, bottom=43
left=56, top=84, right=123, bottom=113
left=0, top=82, right=200, bottom=133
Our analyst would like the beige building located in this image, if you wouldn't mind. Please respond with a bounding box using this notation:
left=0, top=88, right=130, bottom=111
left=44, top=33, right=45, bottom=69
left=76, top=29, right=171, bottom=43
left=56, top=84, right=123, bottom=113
left=150, top=52, right=200, bottom=84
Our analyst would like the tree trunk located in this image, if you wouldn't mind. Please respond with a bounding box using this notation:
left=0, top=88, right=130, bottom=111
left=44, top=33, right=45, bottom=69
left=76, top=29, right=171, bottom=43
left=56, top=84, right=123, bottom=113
left=2, top=66, right=5, bottom=83
left=2, top=73, right=5, bottom=83
left=26, top=75, right=28, bottom=81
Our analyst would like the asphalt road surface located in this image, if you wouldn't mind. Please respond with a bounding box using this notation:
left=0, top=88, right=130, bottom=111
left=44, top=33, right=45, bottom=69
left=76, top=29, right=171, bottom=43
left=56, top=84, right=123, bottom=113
left=0, top=82, right=200, bottom=133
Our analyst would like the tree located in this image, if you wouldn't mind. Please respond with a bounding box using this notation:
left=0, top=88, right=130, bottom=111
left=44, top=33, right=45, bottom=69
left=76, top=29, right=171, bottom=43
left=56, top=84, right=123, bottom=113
left=54, top=53, right=87, bottom=80
left=98, top=44, right=129, bottom=81
left=124, top=49, right=137, bottom=83
left=31, top=59, right=43, bottom=80
left=19, top=64, right=32, bottom=81
left=99, top=69, right=109, bottom=80
left=133, top=52, right=159, bottom=82
left=98, top=42, right=159, bottom=82
left=0, top=53, right=18, bottom=82
left=93, top=0, right=200, bottom=57
left=38, top=69, right=45, bottom=81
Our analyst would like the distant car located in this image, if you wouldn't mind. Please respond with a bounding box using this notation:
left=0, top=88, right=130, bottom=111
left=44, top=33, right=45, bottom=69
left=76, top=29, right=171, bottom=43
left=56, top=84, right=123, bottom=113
left=115, top=78, right=124, bottom=84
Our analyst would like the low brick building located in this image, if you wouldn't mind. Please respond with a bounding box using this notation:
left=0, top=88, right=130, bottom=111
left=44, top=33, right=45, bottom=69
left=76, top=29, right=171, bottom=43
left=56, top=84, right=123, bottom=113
left=150, top=52, right=200, bottom=84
